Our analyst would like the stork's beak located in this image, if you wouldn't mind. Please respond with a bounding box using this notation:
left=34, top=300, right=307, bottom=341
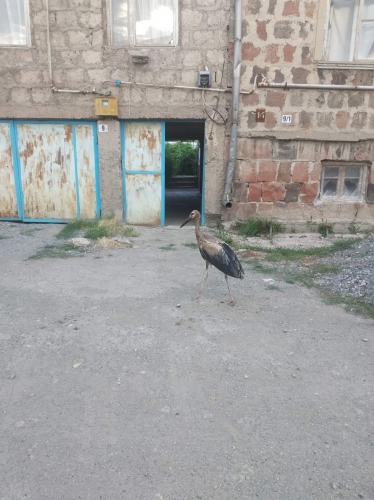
left=180, top=216, right=192, bottom=228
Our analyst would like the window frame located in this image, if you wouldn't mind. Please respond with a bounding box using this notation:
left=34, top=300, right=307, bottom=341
left=323, top=0, right=374, bottom=63
left=107, top=0, right=179, bottom=48
left=0, top=0, right=31, bottom=48
left=321, top=162, right=369, bottom=202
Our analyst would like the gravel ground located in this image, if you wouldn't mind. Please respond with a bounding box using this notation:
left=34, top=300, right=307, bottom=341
left=318, top=237, right=374, bottom=300
left=1, top=221, right=374, bottom=500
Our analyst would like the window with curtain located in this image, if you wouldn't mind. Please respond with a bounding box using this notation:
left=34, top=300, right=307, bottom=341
left=109, top=0, right=178, bottom=46
left=327, top=0, right=374, bottom=61
left=0, top=0, right=29, bottom=46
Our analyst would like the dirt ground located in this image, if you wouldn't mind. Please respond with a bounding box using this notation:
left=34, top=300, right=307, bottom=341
left=1, top=221, right=374, bottom=500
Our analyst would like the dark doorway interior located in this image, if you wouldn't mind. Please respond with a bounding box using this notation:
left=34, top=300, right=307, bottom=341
left=165, top=121, right=205, bottom=226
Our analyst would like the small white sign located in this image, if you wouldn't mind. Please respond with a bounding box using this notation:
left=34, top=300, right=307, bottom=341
left=99, top=124, right=109, bottom=133
left=282, top=115, right=292, bottom=124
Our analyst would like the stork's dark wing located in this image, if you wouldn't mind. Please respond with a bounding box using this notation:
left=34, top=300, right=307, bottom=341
left=199, top=240, right=244, bottom=279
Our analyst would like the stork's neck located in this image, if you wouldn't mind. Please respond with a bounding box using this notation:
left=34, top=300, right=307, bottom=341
left=194, top=214, right=203, bottom=240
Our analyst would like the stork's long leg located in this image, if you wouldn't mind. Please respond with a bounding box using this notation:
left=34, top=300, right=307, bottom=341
left=194, top=260, right=209, bottom=300
left=225, top=274, right=234, bottom=304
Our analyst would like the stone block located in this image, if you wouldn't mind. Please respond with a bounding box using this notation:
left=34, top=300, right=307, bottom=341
left=237, top=203, right=257, bottom=220
left=292, top=162, right=309, bottom=182
left=257, top=161, right=277, bottom=182
left=265, top=91, right=286, bottom=108
left=367, top=184, right=374, bottom=204
left=233, top=182, right=248, bottom=202
left=276, top=141, right=298, bottom=160
left=352, top=112, right=367, bottom=129
left=274, top=21, right=294, bottom=39
left=262, top=182, right=286, bottom=202
left=283, top=0, right=300, bottom=16
left=265, top=112, right=277, bottom=129
left=353, top=142, right=373, bottom=161
left=242, top=42, right=261, bottom=61
left=237, top=138, right=251, bottom=160
left=300, top=182, right=319, bottom=203
left=256, top=20, right=267, bottom=40
left=310, top=162, right=322, bottom=182
left=241, top=162, right=257, bottom=182
left=283, top=44, right=296, bottom=62
left=336, top=110, right=350, bottom=129
left=248, top=183, right=262, bottom=202
left=277, top=162, right=291, bottom=182
left=257, top=203, right=273, bottom=215
left=285, top=183, right=300, bottom=202
left=252, top=139, right=272, bottom=159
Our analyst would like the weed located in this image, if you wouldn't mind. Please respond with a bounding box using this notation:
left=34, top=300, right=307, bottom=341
left=324, top=293, right=374, bottom=319
left=290, top=227, right=296, bottom=234
left=214, top=230, right=234, bottom=245
left=160, top=244, right=175, bottom=251
left=123, top=226, right=139, bottom=237
left=183, top=242, right=198, bottom=249
left=20, top=228, right=43, bottom=236
left=28, top=243, right=85, bottom=260
left=348, top=219, right=359, bottom=234
left=84, top=226, right=109, bottom=240
left=57, top=217, right=140, bottom=240
left=237, top=217, right=284, bottom=237
left=318, top=220, right=334, bottom=237
left=0, top=235, right=8, bottom=240
left=266, top=284, right=281, bottom=291
left=56, top=219, right=96, bottom=239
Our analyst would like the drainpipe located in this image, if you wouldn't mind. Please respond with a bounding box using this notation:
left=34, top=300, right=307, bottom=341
left=222, top=0, right=242, bottom=208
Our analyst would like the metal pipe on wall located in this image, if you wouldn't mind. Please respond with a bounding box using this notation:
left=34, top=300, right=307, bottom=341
left=222, top=0, right=242, bottom=208
left=256, top=76, right=374, bottom=92
left=46, top=0, right=53, bottom=85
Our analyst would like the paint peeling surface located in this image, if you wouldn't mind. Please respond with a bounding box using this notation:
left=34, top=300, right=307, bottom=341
left=125, top=174, right=161, bottom=225
left=0, top=123, right=18, bottom=218
left=17, top=124, right=77, bottom=220
left=76, top=125, right=97, bottom=219
left=125, top=122, right=162, bottom=172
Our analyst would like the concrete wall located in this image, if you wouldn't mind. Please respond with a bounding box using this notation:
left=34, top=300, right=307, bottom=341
left=0, top=0, right=232, bottom=220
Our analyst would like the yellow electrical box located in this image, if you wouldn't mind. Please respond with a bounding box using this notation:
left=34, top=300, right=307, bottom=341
left=95, top=97, right=118, bottom=116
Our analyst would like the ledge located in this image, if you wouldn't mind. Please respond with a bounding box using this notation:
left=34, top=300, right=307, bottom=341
left=316, top=60, right=374, bottom=71
left=237, top=130, right=374, bottom=142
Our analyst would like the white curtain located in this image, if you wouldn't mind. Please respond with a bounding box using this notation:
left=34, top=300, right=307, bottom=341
left=135, top=0, right=176, bottom=46
left=328, top=0, right=359, bottom=61
left=0, top=0, right=27, bottom=45
left=111, top=0, right=129, bottom=45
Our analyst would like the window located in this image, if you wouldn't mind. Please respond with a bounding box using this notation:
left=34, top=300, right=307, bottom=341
left=321, top=163, right=368, bottom=200
left=109, top=0, right=178, bottom=47
left=0, top=0, right=30, bottom=46
left=326, top=0, right=374, bottom=61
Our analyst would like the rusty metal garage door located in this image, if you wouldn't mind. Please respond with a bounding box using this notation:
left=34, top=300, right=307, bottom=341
left=0, top=121, right=100, bottom=222
left=0, top=122, right=19, bottom=218
left=122, top=122, right=165, bottom=226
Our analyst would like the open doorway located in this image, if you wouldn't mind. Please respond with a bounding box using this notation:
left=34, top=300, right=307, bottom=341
left=165, top=121, right=205, bottom=226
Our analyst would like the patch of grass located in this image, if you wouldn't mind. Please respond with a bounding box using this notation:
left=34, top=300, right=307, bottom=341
left=28, top=243, right=85, bottom=260
left=56, top=217, right=140, bottom=240
left=310, top=263, right=340, bottom=275
left=183, top=242, right=198, bottom=249
left=266, top=284, right=281, bottom=291
left=20, top=227, right=44, bottom=236
left=56, top=219, right=96, bottom=239
left=348, top=219, right=359, bottom=234
left=324, top=293, right=374, bottom=319
left=237, top=217, right=285, bottom=237
left=123, top=226, right=139, bottom=237
left=0, top=235, right=8, bottom=240
left=248, top=258, right=275, bottom=275
left=283, top=270, right=315, bottom=288
left=214, top=230, right=234, bottom=245
left=318, top=221, right=334, bottom=237
left=160, top=244, right=175, bottom=251
left=84, top=226, right=108, bottom=240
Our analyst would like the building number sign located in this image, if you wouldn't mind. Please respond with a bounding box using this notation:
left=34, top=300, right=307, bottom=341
left=282, top=115, right=292, bottom=124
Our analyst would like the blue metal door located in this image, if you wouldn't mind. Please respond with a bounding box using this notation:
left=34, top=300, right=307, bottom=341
left=122, top=121, right=165, bottom=226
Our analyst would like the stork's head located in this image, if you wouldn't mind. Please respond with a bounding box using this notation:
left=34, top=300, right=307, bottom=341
left=180, top=210, right=200, bottom=228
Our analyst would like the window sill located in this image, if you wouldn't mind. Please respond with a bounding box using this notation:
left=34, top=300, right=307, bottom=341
left=321, top=197, right=365, bottom=203
left=316, top=60, right=374, bottom=70
left=0, top=45, right=32, bottom=49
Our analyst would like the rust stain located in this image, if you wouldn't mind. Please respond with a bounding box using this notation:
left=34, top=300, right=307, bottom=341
left=140, top=129, right=157, bottom=151
left=65, top=125, right=72, bottom=142
left=55, top=147, right=62, bottom=165
left=19, top=141, right=34, bottom=162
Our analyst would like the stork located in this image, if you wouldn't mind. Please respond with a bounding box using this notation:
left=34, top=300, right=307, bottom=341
left=180, top=210, right=244, bottom=303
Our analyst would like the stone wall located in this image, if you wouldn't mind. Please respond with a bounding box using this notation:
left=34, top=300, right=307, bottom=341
left=221, top=0, right=374, bottom=229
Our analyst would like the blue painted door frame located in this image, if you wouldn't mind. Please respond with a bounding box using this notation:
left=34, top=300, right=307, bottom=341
left=0, top=120, right=101, bottom=223
left=121, top=119, right=205, bottom=226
